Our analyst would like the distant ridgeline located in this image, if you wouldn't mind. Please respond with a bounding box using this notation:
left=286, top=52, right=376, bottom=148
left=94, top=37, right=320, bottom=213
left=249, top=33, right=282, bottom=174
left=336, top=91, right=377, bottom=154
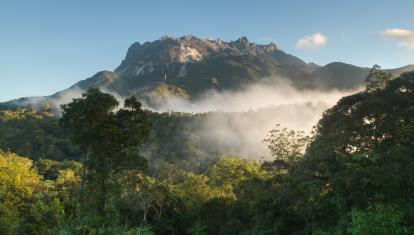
left=1, top=35, right=414, bottom=111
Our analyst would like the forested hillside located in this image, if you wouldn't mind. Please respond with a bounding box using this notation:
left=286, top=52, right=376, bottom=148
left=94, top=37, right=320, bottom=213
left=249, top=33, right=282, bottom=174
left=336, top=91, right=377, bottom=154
left=0, top=70, right=413, bottom=234
left=0, top=101, right=328, bottom=171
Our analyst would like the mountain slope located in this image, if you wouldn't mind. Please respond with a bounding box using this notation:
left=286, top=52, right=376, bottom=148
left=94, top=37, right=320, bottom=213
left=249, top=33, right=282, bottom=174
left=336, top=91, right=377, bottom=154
left=311, top=62, right=414, bottom=89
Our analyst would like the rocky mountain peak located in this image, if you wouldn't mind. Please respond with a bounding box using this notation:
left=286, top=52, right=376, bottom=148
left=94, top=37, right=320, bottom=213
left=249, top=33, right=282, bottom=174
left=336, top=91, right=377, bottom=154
left=120, top=35, right=279, bottom=67
left=231, top=36, right=250, bottom=52
left=265, top=42, right=277, bottom=52
left=160, top=34, right=174, bottom=41
left=114, top=35, right=282, bottom=78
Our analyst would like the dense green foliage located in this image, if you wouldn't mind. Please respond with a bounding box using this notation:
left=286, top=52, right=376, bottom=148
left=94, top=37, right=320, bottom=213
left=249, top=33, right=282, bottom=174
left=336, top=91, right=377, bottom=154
left=0, top=149, right=78, bottom=234
left=0, top=106, right=80, bottom=161
left=0, top=98, right=327, bottom=173
left=1, top=71, right=414, bottom=234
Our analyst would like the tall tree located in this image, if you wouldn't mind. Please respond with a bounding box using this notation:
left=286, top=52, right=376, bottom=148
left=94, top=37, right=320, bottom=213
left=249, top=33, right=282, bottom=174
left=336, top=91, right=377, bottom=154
left=263, top=124, right=310, bottom=165
left=365, top=64, right=392, bottom=91
left=60, top=88, right=151, bottom=216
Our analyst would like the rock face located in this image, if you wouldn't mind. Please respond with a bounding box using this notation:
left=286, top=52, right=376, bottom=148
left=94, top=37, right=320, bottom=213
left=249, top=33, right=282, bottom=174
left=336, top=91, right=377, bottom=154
left=118, top=35, right=279, bottom=68
left=2, top=35, right=414, bottom=110
left=113, top=34, right=285, bottom=88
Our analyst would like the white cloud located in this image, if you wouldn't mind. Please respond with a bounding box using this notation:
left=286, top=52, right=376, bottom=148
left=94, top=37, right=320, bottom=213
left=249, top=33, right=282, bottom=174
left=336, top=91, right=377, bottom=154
left=380, top=28, right=414, bottom=48
left=295, top=32, right=327, bottom=50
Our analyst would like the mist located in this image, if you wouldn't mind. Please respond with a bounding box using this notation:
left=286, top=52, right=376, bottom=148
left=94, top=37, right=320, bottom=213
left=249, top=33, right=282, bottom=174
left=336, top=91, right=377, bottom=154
left=36, top=78, right=361, bottom=160
left=144, top=79, right=361, bottom=160
left=148, top=79, right=358, bottom=114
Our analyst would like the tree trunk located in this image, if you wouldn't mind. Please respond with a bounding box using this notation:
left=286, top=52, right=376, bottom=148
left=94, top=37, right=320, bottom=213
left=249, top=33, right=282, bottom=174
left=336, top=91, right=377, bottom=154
left=78, top=154, right=87, bottom=219
left=98, top=173, right=107, bottom=216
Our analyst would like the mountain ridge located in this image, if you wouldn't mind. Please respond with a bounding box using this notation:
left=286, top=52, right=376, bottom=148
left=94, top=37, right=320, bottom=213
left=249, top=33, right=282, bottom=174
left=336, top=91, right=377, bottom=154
left=2, top=35, right=414, bottom=110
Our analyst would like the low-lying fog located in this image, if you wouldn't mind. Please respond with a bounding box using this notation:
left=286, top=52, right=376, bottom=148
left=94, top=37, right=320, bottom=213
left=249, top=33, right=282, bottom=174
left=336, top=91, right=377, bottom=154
left=143, top=79, right=360, bottom=159
left=50, top=78, right=361, bottom=159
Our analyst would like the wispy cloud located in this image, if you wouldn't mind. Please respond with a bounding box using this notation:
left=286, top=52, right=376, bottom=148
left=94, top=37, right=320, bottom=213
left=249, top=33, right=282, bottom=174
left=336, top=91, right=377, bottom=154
left=380, top=28, right=414, bottom=48
left=295, top=32, right=327, bottom=50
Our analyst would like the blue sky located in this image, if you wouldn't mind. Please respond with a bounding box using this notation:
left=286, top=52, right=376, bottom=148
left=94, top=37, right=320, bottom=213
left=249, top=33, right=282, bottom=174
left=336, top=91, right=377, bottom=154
left=1, top=0, right=413, bottom=101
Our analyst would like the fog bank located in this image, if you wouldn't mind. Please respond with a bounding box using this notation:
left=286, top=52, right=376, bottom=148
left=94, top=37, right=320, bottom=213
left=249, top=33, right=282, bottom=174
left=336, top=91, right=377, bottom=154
left=144, top=79, right=360, bottom=159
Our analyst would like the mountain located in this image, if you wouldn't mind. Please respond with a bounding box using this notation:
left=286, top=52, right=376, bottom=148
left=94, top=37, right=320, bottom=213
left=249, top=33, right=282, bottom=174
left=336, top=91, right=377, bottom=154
left=311, top=62, right=414, bottom=90
left=71, top=35, right=315, bottom=97
left=2, top=35, right=414, bottom=109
